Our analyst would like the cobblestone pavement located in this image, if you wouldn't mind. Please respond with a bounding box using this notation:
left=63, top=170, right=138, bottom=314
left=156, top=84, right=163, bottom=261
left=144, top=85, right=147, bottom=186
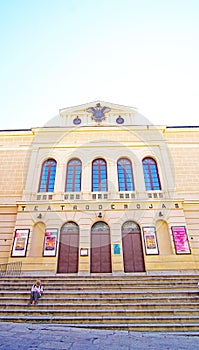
left=0, top=322, right=199, bottom=350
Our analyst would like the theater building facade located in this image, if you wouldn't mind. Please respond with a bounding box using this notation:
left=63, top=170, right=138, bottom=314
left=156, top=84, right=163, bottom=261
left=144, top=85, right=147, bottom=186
left=1, top=101, right=199, bottom=275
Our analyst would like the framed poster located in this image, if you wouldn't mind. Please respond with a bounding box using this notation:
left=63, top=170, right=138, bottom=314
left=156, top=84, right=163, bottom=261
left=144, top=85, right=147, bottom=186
left=43, top=228, right=58, bottom=256
left=11, top=229, right=30, bottom=257
left=142, top=226, right=159, bottom=255
left=171, top=226, right=191, bottom=254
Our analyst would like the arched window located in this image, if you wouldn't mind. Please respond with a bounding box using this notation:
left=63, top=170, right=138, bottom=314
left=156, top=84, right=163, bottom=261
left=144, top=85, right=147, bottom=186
left=38, top=159, right=57, bottom=192
left=117, top=158, right=134, bottom=191
left=142, top=157, right=161, bottom=190
left=65, top=158, right=82, bottom=192
left=92, top=158, right=107, bottom=192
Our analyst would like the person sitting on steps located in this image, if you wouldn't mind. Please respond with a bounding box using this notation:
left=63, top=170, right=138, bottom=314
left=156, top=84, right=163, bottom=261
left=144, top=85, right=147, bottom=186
left=28, top=279, right=44, bottom=305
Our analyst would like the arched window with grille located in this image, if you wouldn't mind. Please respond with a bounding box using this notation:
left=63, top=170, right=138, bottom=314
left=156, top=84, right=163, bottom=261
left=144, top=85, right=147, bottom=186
left=92, top=158, right=107, bottom=192
left=65, top=158, right=82, bottom=192
left=117, top=158, right=134, bottom=191
left=38, top=159, right=57, bottom=192
left=142, top=157, right=161, bottom=190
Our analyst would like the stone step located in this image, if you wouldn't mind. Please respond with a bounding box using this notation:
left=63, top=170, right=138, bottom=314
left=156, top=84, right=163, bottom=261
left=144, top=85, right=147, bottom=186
left=3, top=294, right=195, bottom=302
left=0, top=316, right=199, bottom=335
left=0, top=316, right=198, bottom=332
left=0, top=314, right=199, bottom=324
left=1, top=297, right=199, bottom=309
left=1, top=275, right=198, bottom=281
left=1, top=282, right=197, bottom=290
left=1, top=276, right=198, bottom=281
left=1, top=301, right=199, bottom=310
left=1, top=307, right=199, bottom=318
left=0, top=276, right=198, bottom=284
left=0, top=289, right=197, bottom=299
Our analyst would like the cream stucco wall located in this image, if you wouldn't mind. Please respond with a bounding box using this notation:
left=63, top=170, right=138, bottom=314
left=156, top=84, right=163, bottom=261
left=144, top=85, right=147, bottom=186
left=0, top=131, right=33, bottom=265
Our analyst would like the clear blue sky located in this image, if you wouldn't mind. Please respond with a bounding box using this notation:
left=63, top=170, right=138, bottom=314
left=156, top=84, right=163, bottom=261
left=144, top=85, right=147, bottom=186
left=0, top=0, right=199, bottom=129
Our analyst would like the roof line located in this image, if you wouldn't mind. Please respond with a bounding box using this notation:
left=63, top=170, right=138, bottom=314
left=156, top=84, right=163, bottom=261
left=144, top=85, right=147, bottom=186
left=166, top=126, right=199, bottom=129
left=0, top=129, right=32, bottom=132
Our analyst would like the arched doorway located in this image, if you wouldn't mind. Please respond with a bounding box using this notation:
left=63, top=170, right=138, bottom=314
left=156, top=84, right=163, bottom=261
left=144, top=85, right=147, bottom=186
left=91, top=221, right=112, bottom=273
left=57, top=222, right=79, bottom=273
left=122, top=221, right=145, bottom=272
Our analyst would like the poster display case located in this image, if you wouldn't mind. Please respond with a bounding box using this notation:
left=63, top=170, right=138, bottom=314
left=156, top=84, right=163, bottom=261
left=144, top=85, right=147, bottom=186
left=11, top=229, right=30, bottom=257
left=142, top=226, right=159, bottom=255
left=43, top=228, right=58, bottom=256
left=171, top=226, right=191, bottom=254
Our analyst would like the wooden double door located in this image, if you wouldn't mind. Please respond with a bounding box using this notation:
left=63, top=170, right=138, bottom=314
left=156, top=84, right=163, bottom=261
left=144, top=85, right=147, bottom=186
left=57, top=222, right=79, bottom=273
left=122, top=221, right=145, bottom=272
left=90, top=222, right=112, bottom=273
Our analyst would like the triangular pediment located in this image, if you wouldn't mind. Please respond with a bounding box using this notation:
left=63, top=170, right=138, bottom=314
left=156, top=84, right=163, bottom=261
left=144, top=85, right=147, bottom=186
left=44, top=100, right=152, bottom=127
left=59, top=100, right=137, bottom=116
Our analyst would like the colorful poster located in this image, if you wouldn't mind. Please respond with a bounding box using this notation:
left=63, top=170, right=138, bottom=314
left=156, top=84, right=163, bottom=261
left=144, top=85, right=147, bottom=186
left=171, top=226, right=191, bottom=254
left=43, top=229, right=58, bottom=256
left=142, top=226, right=159, bottom=255
left=11, top=229, right=30, bottom=257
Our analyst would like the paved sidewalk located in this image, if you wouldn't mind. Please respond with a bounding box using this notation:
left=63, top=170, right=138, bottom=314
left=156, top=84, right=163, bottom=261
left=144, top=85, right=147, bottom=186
left=0, top=322, right=199, bottom=350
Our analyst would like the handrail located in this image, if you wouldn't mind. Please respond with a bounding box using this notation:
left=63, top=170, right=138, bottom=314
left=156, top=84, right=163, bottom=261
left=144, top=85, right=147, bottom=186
left=0, top=261, right=22, bottom=277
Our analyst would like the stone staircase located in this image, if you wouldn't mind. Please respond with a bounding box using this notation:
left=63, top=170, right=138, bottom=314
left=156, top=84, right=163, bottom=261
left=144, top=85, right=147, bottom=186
left=0, top=274, right=199, bottom=331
